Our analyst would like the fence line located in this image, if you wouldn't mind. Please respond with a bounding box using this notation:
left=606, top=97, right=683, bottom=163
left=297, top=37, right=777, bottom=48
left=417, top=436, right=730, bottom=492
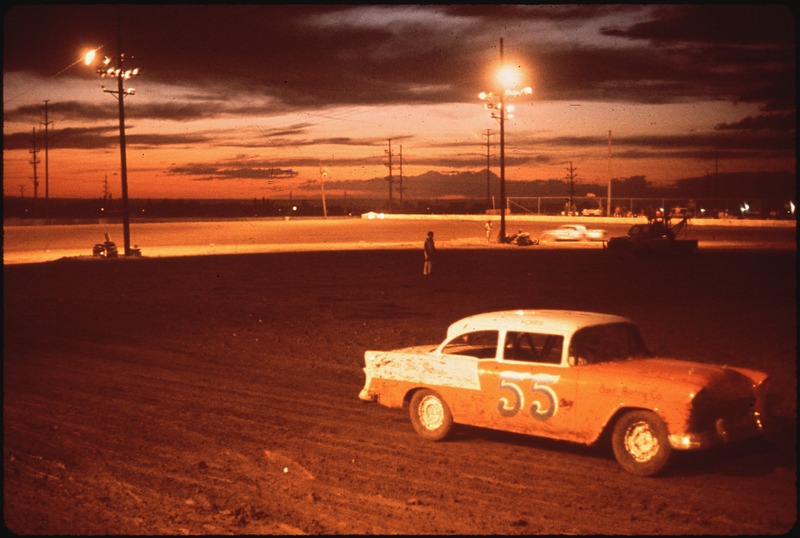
left=507, top=196, right=793, bottom=219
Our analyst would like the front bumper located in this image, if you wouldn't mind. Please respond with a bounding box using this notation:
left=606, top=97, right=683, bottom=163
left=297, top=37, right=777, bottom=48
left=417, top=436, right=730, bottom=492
left=358, top=371, right=376, bottom=402
left=669, top=413, right=766, bottom=450
left=358, top=388, right=376, bottom=402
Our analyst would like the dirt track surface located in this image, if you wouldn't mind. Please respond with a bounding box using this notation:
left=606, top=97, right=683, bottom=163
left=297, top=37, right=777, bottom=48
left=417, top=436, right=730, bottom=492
left=4, top=248, right=797, bottom=534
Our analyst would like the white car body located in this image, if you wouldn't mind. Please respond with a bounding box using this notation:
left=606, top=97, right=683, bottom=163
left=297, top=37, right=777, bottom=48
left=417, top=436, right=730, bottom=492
left=541, top=224, right=606, bottom=241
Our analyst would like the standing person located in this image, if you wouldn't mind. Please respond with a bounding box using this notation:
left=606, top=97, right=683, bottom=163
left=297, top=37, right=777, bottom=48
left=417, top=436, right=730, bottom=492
left=423, top=231, right=435, bottom=276
left=484, top=220, right=493, bottom=243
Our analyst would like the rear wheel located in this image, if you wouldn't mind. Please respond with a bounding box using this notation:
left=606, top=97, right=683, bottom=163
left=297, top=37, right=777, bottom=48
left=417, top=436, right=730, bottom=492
left=409, top=389, right=453, bottom=441
left=612, top=410, right=672, bottom=476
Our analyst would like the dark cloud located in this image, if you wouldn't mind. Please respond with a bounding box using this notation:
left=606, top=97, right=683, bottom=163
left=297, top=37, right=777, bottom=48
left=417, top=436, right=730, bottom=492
left=166, top=154, right=301, bottom=181
left=601, top=5, right=794, bottom=46
left=3, top=125, right=115, bottom=151
left=597, top=5, right=795, bottom=111
left=5, top=4, right=794, bottom=110
left=715, top=113, right=796, bottom=132
left=5, top=101, right=115, bottom=123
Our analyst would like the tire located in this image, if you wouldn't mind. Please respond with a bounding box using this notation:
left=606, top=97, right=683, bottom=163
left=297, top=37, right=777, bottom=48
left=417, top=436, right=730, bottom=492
left=612, top=410, right=672, bottom=476
left=409, top=389, right=453, bottom=441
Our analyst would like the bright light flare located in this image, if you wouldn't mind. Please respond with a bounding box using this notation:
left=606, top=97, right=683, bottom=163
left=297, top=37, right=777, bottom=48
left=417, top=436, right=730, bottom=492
left=84, top=49, right=97, bottom=66
left=497, top=66, right=521, bottom=89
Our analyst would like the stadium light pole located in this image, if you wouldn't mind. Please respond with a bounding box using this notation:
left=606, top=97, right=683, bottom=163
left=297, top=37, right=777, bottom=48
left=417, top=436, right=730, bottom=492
left=85, top=47, right=139, bottom=256
left=478, top=38, right=531, bottom=242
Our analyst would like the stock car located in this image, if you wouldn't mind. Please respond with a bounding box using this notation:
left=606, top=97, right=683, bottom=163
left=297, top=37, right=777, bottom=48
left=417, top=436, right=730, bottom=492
left=540, top=224, right=607, bottom=241
left=358, top=310, right=771, bottom=476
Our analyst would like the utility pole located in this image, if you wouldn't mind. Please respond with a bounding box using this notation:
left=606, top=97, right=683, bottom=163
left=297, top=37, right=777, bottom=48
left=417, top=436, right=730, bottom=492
left=103, top=175, right=112, bottom=200
left=384, top=139, right=402, bottom=212
left=41, top=100, right=53, bottom=217
left=478, top=37, right=531, bottom=239
left=318, top=160, right=328, bottom=218
left=499, top=38, right=506, bottom=239
left=398, top=145, right=404, bottom=204
left=385, top=139, right=394, bottom=213
left=29, top=128, right=40, bottom=218
left=607, top=130, right=612, bottom=217
left=566, top=161, right=577, bottom=216
left=484, top=129, right=492, bottom=209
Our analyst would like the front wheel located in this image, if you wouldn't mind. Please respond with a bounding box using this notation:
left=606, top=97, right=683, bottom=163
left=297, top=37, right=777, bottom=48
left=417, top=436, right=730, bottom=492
left=409, top=389, right=453, bottom=441
left=612, top=410, right=672, bottom=476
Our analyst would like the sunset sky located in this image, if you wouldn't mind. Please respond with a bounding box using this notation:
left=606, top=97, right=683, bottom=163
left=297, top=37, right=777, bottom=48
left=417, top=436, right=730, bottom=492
left=3, top=4, right=796, bottom=200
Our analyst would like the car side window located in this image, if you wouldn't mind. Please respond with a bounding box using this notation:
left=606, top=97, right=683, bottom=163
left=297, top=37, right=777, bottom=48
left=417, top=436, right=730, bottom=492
left=503, top=331, right=563, bottom=364
left=441, top=330, right=498, bottom=359
left=568, top=323, right=651, bottom=365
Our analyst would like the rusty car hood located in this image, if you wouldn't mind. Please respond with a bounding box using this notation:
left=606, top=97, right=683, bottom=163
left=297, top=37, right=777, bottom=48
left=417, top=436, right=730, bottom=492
left=587, top=357, right=756, bottom=394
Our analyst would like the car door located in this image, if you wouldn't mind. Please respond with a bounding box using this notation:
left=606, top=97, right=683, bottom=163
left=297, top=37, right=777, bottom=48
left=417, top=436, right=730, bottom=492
left=477, top=331, right=581, bottom=442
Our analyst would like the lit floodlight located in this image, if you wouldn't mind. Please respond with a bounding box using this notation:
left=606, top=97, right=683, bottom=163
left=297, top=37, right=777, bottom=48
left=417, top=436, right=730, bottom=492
left=84, top=49, right=96, bottom=65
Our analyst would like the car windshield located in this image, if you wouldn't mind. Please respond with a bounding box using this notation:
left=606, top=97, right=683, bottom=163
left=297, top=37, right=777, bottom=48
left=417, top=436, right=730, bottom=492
left=441, top=330, right=498, bottom=359
left=569, top=322, right=651, bottom=364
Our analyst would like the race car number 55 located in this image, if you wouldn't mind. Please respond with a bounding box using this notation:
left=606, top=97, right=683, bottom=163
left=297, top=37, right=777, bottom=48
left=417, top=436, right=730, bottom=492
left=497, top=372, right=560, bottom=420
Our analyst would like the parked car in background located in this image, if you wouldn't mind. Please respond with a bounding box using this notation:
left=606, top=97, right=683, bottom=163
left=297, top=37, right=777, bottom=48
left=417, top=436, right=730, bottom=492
left=581, top=207, right=604, bottom=216
left=358, top=310, right=772, bottom=476
left=540, top=224, right=607, bottom=242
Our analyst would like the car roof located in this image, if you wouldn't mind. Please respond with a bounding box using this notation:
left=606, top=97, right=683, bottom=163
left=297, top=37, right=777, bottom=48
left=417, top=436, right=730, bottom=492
left=446, top=310, right=633, bottom=338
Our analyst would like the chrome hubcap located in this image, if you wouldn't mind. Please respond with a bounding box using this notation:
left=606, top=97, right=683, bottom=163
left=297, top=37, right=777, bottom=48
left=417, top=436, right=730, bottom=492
left=418, top=395, right=444, bottom=430
left=625, top=421, right=659, bottom=462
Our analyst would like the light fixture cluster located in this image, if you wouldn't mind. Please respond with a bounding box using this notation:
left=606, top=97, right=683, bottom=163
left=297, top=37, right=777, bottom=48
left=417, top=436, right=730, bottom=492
left=97, top=55, right=139, bottom=81
left=85, top=49, right=139, bottom=84
left=478, top=86, right=532, bottom=121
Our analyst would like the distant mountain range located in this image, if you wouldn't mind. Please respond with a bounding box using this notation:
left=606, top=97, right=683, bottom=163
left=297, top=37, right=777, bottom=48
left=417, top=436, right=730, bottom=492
left=301, top=169, right=796, bottom=200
